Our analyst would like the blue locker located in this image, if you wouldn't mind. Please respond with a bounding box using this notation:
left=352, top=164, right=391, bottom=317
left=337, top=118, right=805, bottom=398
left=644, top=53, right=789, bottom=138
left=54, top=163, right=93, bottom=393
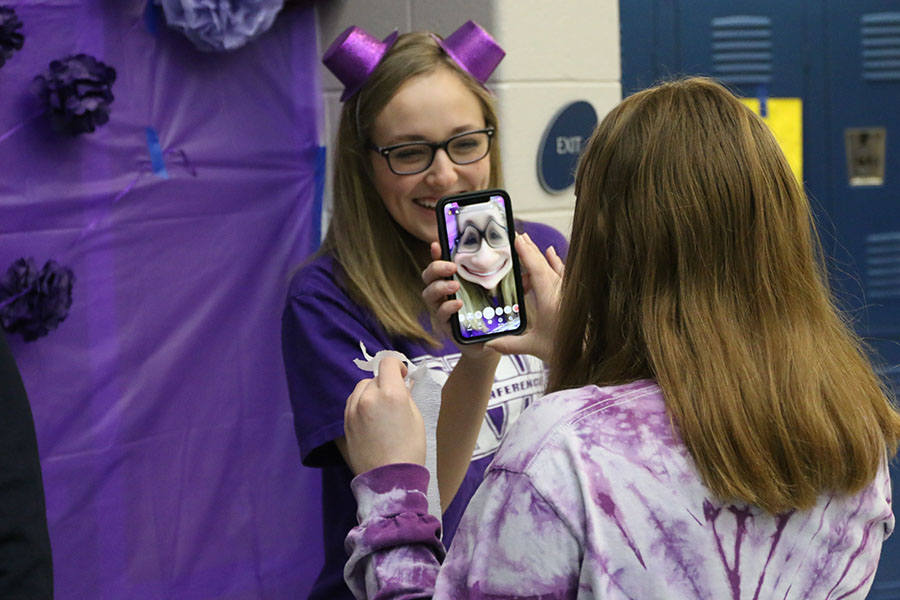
left=621, top=1, right=900, bottom=596
left=825, top=1, right=900, bottom=396
left=827, top=6, right=900, bottom=594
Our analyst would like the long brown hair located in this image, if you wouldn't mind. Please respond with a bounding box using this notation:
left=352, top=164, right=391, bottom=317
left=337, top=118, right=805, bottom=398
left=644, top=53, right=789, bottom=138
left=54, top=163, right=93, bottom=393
left=321, top=32, right=503, bottom=345
left=550, top=76, right=900, bottom=513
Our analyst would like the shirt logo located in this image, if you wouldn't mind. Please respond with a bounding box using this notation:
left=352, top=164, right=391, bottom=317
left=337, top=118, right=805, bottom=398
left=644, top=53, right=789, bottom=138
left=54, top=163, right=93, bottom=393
left=413, top=352, right=546, bottom=460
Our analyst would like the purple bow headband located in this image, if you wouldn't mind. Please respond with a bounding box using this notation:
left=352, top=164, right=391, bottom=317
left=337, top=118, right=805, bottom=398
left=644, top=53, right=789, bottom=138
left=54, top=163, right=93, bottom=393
left=322, top=20, right=505, bottom=102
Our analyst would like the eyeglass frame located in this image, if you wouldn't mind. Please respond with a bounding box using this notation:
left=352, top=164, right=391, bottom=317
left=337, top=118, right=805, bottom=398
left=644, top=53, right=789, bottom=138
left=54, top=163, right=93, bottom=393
left=368, top=127, right=495, bottom=175
left=453, top=218, right=510, bottom=254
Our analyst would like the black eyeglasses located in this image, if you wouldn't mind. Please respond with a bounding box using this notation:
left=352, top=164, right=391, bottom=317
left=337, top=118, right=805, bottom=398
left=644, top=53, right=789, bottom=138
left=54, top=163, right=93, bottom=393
left=369, top=128, right=494, bottom=175
left=454, top=219, right=509, bottom=254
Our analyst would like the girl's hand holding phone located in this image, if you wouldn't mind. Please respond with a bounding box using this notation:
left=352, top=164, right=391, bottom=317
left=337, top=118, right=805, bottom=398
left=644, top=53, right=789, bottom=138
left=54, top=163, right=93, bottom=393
left=421, top=241, right=463, bottom=333
left=422, top=242, right=497, bottom=360
left=343, top=357, right=426, bottom=476
left=486, top=233, right=564, bottom=362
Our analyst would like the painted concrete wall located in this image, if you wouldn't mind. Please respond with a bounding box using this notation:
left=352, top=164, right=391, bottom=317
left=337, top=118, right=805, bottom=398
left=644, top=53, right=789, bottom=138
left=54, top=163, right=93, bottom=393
left=315, top=0, right=621, bottom=239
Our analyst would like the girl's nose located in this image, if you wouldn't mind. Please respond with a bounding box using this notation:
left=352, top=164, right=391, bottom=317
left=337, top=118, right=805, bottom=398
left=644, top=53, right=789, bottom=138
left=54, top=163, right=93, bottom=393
left=424, top=148, right=459, bottom=189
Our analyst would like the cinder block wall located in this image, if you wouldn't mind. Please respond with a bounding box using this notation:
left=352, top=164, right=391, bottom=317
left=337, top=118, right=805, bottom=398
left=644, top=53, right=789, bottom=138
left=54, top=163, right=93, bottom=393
left=315, top=0, right=621, bottom=239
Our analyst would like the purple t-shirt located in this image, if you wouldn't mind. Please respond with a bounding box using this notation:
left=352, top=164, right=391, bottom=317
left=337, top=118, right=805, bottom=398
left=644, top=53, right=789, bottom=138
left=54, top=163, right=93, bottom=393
left=345, top=380, right=895, bottom=599
left=281, top=221, right=567, bottom=599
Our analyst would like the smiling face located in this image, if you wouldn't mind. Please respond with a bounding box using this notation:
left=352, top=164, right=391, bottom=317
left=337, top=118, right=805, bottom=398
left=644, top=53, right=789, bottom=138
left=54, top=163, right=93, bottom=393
left=452, top=201, right=512, bottom=293
left=369, top=68, right=491, bottom=243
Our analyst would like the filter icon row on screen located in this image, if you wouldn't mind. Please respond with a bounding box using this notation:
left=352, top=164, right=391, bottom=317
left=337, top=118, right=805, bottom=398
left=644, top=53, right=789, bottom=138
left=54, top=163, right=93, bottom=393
left=458, top=305, right=518, bottom=322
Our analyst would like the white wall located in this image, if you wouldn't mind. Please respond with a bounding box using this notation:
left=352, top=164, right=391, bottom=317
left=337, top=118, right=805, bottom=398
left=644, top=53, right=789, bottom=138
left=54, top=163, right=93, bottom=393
left=315, top=0, right=621, bottom=239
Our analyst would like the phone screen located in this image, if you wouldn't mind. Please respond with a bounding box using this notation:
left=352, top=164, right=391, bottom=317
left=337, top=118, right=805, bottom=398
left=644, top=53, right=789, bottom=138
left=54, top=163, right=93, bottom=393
left=437, top=190, right=525, bottom=344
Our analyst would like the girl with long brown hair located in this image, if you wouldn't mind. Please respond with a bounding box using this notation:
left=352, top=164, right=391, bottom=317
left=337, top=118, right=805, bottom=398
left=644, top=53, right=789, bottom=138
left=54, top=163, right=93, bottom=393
left=339, top=76, right=900, bottom=598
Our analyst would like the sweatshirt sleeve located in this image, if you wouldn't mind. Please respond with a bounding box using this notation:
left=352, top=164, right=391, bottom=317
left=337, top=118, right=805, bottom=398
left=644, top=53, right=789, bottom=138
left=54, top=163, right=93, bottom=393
left=344, top=463, right=444, bottom=599
left=345, top=463, right=581, bottom=600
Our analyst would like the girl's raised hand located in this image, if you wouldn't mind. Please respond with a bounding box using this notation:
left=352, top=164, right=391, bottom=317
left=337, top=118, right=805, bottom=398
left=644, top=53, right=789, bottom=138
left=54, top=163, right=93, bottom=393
left=343, top=357, right=425, bottom=475
left=422, top=242, right=496, bottom=359
left=421, top=242, right=463, bottom=336
left=486, top=233, right=563, bottom=361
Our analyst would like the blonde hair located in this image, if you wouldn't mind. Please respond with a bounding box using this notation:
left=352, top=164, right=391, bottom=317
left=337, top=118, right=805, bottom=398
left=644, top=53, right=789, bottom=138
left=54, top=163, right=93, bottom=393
left=320, top=32, right=503, bottom=345
left=454, top=271, right=517, bottom=333
left=550, top=76, right=900, bottom=513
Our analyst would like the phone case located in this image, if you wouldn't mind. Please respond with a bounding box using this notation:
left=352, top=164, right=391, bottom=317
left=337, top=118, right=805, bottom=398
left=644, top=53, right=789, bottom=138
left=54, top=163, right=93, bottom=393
left=435, top=189, right=527, bottom=345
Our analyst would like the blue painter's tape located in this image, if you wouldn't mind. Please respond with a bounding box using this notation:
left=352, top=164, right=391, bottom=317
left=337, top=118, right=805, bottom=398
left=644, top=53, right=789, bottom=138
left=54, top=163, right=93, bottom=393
left=312, top=146, right=326, bottom=252
left=144, top=0, right=160, bottom=36
left=145, top=127, right=170, bottom=179
left=757, top=84, right=769, bottom=118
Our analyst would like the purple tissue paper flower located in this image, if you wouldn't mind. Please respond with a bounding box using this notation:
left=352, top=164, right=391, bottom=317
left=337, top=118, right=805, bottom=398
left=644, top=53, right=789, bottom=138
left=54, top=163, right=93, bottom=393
left=156, top=0, right=284, bottom=52
left=0, top=258, right=75, bottom=342
left=0, top=5, right=24, bottom=68
left=32, top=54, right=117, bottom=136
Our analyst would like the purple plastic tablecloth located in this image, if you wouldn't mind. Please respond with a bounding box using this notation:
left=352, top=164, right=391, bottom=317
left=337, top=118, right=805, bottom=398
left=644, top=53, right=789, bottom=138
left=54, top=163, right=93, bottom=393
left=0, top=1, right=324, bottom=597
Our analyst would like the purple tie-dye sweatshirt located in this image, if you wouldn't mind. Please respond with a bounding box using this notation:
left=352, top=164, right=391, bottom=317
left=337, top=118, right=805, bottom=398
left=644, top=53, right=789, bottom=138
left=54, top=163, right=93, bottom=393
left=345, top=379, right=895, bottom=599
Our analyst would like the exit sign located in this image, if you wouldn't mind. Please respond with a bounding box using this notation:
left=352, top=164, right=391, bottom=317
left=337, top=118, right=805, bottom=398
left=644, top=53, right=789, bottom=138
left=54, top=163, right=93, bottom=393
left=537, top=101, right=598, bottom=193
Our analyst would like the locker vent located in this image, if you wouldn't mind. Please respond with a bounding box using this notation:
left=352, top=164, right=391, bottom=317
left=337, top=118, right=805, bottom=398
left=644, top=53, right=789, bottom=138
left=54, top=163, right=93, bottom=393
left=865, top=231, right=900, bottom=299
left=861, top=12, right=900, bottom=82
left=711, top=16, right=773, bottom=85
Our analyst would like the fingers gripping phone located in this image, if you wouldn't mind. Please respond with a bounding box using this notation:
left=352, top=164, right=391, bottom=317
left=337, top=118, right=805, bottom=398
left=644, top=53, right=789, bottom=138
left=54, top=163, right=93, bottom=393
left=436, top=189, right=527, bottom=345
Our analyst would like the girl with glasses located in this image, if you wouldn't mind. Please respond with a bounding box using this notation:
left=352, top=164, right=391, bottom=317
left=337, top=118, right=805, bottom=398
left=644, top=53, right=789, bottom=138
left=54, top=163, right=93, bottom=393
left=340, top=77, right=900, bottom=598
left=280, top=22, right=567, bottom=599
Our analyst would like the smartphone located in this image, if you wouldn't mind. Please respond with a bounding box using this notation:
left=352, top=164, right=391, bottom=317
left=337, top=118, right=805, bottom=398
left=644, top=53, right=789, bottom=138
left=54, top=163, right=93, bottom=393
left=435, top=189, right=526, bottom=345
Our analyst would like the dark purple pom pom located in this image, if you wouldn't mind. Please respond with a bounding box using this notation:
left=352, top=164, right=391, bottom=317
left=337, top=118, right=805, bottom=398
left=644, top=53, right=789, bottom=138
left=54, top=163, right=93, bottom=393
left=32, top=53, right=117, bottom=136
left=0, top=258, right=75, bottom=342
left=0, top=258, right=38, bottom=329
left=0, top=5, right=24, bottom=68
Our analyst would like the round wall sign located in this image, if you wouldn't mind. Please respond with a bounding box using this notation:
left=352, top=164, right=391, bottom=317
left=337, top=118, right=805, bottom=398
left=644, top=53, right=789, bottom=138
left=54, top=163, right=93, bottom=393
left=537, top=100, right=598, bottom=193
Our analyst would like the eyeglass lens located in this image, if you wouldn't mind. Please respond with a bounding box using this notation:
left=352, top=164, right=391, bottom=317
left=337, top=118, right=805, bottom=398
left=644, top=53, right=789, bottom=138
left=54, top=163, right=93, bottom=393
left=388, top=131, right=491, bottom=174
left=456, top=220, right=509, bottom=254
